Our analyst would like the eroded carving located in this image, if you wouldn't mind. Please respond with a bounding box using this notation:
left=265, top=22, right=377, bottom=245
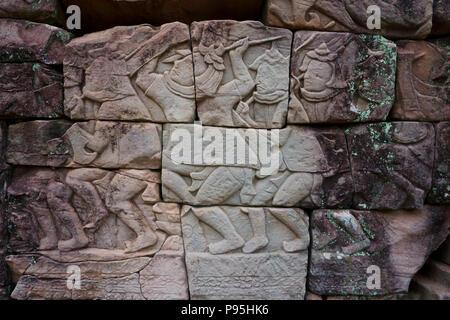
left=182, top=205, right=309, bottom=299
left=64, top=23, right=195, bottom=122
left=191, top=20, right=292, bottom=128
left=289, top=32, right=396, bottom=123
left=162, top=124, right=352, bottom=208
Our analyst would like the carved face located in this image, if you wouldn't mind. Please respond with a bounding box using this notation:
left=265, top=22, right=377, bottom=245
left=170, top=55, right=195, bottom=86
left=303, top=60, right=333, bottom=92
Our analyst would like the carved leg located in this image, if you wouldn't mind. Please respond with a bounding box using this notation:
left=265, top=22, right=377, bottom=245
left=29, top=202, right=57, bottom=250
left=268, top=208, right=309, bottom=252
left=98, top=96, right=151, bottom=120
left=46, top=181, right=89, bottom=252
left=330, top=211, right=370, bottom=255
left=106, top=174, right=158, bottom=253
left=272, top=172, right=314, bottom=206
left=66, top=169, right=110, bottom=228
left=241, top=208, right=268, bottom=253
left=191, top=207, right=244, bottom=255
left=162, top=170, right=196, bottom=203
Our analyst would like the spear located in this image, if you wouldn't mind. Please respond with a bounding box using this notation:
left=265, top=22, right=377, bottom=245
left=222, top=35, right=286, bottom=52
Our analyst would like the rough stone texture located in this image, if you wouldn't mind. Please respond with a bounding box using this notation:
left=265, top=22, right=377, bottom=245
left=289, top=31, right=396, bottom=124
left=0, top=0, right=65, bottom=25
left=5, top=168, right=188, bottom=299
left=162, top=124, right=352, bottom=208
left=191, top=20, right=292, bottom=128
left=431, top=0, right=450, bottom=36
left=408, top=259, right=450, bottom=300
left=309, top=206, right=450, bottom=296
left=264, top=0, right=433, bottom=39
left=391, top=39, right=449, bottom=121
left=347, top=122, right=435, bottom=210
left=7, top=120, right=162, bottom=169
left=182, top=205, right=309, bottom=299
left=0, top=19, right=72, bottom=65
left=428, top=122, right=450, bottom=204
left=61, top=0, right=265, bottom=33
left=64, top=23, right=196, bottom=122
left=0, top=121, right=9, bottom=299
left=0, top=63, right=63, bottom=119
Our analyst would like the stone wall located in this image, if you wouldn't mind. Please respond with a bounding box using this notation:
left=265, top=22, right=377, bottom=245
left=0, top=0, right=448, bottom=300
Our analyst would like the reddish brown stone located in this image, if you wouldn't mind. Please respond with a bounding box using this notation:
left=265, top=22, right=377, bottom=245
left=0, top=0, right=65, bottom=25
left=309, top=206, right=450, bottom=296
left=0, top=63, right=63, bottom=119
left=431, top=0, right=450, bottom=36
left=264, top=0, right=433, bottom=39
left=62, top=0, right=264, bottom=33
left=346, top=122, right=435, bottom=210
left=0, top=19, right=72, bottom=65
left=427, top=122, right=450, bottom=204
left=391, top=39, right=449, bottom=121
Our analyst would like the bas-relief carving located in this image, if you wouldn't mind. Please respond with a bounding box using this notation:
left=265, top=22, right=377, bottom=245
left=264, top=0, right=432, bottom=39
left=347, top=122, right=435, bottom=210
left=5, top=167, right=181, bottom=258
left=289, top=31, right=396, bottom=124
left=7, top=120, right=162, bottom=169
left=64, top=23, right=196, bottom=122
left=191, top=20, right=292, bottom=128
left=182, top=206, right=309, bottom=299
left=392, top=39, right=450, bottom=121
left=162, top=124, right=352, bottom=208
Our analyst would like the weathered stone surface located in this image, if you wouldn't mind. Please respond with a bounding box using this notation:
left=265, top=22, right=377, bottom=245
left=6, top=168, right=189, bottom=299
left=289, top=31, right=396, bottom=124
left=427, top=122, right=450, bottom=204
left=309, top=206, right=450, bottom=296
left=408, top=258, right=450, bottom=300
left=431, top=0, right=450, bottom=35
left=61, top=0, right=264, bottom=33
left=391, top=39, right=449, bottom=121
left=191, top=20, right=292, bottom=128
left=0, top=120, right=9, bottom=299
left=182, top=205, right=309, bottom=299
left=0, top=19, right=72, bottom=65
left=0, top=0, right=65, bottom=25
left=64, top=23, right=196, bottom=122
left=0, top=63, right=63, bottom=119
left=7, top=120, right=162, bottom=169
left=347, top=122, right=435, bottom=210
left=264, top=0, right=433, bottom=39
left=162, top=124, right=352, bottom=208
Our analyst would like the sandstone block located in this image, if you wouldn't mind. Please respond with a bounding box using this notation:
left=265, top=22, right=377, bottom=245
left=191, top=20, right=292, bottom=128
left=347, top=122, right=435, bottom=210
left=0, top=0, right=65, bottom=25
left=0, top=63, right=63, bottom=119
left=7, top=120, right=162, bottom=169
left=264, top=0, right=433, bottom=39
left=309, top=206, right=450, bottom=296
left=162, top=124, right=352, bottom=208
left=428, top=122, right=450, bottom=204
left=391, top=39, right=449, bottom=121
left=289, top=31, right=396, bottom=124
left=182, top=205, right=309, bottom=299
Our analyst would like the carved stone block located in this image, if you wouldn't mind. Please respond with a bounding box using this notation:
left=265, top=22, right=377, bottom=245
left=7, top=120, right=162, bottom=169
left=264, top=0, right=433, bottom=39
left=347, top=122, right=435, bottom=210
left=391, top=39, right=449, bottom=121
left=5, top=167, right=188, bottom=299
left=0, top=63, right=63, bottom=119
left=427, top=122, right=450, bottom=204
left=289, top=31, right=396, bottom=124
left=191, top=20, right=292, bottom=128
left=309, top=207, right=450, bottom=296
left=64, top=23, right=196, bottom=122
left=0, top=19, right=72, bottom=65
left=162, top=124, right=352, bottom=208
left=182, top=205, right=309, bottom=299
left=0, top=0, right=65, bottom=25
left=432, top=0, right=450, bottom=35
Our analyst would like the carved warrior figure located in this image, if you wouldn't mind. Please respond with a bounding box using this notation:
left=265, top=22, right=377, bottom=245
left=30, top=169, right=160, bottom=253
left=183, top=206, right=309, bottom=255
left=65, top=23, right=195, bottom=122
left=163, top=126, right=338, bottom=208
left=192, top=22, right=291, bottom=128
